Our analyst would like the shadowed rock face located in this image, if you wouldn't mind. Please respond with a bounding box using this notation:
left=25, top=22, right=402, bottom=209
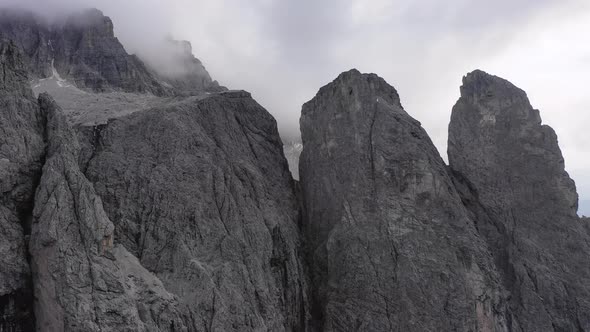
left=0, top=40, right=45, bottom=332
left=0, top=8, right=169, bottom=95
left=30, top=94, right=192, bottom=332
left=80, top=91, right=308, bottom=331
left=3, top=9, right=590, bottom=330
left=299, top=69, right=508, bottom=331
left=0, top=8, right=223, bottom=95
left=52, top=9, right=170, bottom=95
left=0, top=10, right=53, bottom=78
left=1, top=37, right=308, bottom=331
left=448, top=70, right=590, bottom=331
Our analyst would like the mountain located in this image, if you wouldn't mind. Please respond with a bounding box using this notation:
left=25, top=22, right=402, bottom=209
left=283, top=141, right=303, bottom=180
left=299, top=69, right=507, bottom=330
left=0, top=15, right=307, bottom=331
left=448, top=70, right=590, bottom=330
left=1, top=7, right=589, bottom=331
left=0, top=38, right=43, bottom=332
left=0, top=8, right=223, bottom=95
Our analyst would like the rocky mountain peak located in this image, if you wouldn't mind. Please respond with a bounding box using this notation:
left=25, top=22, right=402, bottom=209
left=461, top=69, right=525, bottom=97
left=300, top=69, right=508, bottom=331
left=449, top=71, right=589, bottom=330
left=0, top=7, right=222, bottom=95
left=2, top=8, right=590, bottom=330
left=457, top=69, right=540, bottom=126
left=61, top=8, right=114, bottom=35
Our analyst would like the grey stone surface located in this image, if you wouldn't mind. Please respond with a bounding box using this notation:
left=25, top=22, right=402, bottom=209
left=0, top=8, right=170, bottom=95
left=448, top=70, right=590, bottom=331
left=4, top=9, right=590, bottom=330
left=80, top=90, right=308, bottom=331
left=2, top=36, right=307, bottom=331
left=0, top=9, right=53, bottom=78
left=0, top=39, right=44, bottom=332
left=0, top=8, right=224, bottom=96
left=299, top=69, right=507, bottom=331
left=30, top=93, right=192, bottom=331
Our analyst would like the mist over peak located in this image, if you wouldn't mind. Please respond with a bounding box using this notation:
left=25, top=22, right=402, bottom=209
left=0, top=2, right=222, bottom=93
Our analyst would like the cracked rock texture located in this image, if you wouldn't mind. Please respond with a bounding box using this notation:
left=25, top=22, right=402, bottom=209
left=80, top=90, right=308, bottom=331
left=2, top=9, right=590, bottom=330
left=30, top=94, right=191, bottom=331
left=0, top=8, right=168, bottom=95
left=0, top=8, right=222, bottom=95
left=1, top=36, right=307, bottom=331
left=448, top=70, right=590, bottom=331
left=0, top=39, right=44, bottom=332
left=299, top=69, right=508, bottom=331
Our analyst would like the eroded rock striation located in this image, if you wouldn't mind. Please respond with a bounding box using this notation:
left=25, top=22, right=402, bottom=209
left=2, top=8, right=590, bottom=330
left=0, top=39, right=44, bottom=332
left=448, top=70, right=590, bottom=331
left=299, top=69, right=507, bottom=331
left=31, top=94, right=191, bottom=331
left=80, top=90, right=308, bottom=331
left=0, top=8, right=222, bottom=95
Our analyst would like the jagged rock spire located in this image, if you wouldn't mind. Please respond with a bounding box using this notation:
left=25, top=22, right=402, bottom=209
left=449, top=69, right=590, bottom=331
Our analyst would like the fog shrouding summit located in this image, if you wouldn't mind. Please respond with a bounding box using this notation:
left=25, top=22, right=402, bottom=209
left=1, top=0, right=589, bottom=214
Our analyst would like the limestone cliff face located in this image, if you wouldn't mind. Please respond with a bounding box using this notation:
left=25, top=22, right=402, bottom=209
left=0, top=37, right=308, bottom=331
left=448, top=70, right=590, bottom=331
left=80, top=91, right=308, bottom=331
left=3, top=10, right=590, bottom=331
left=0, top=40, right=44, bottom=332
left=299, top=69, right=507, bottom=331
left=0, top=8, right=168, bottom=95
left=0, top=8, right=222, bottom=95
left=0, top=10, right=53, bottom=78
left=145, top=38, right=226, bottom=93
left=30, top=94, right=194, bottom=332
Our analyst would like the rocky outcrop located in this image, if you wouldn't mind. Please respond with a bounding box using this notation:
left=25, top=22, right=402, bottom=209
left=0, top=9, right=53, bottom=78
left=448, top=70, right=590, bottom=331
left=79, top=90, right=308, bottom=331
left=0, top=39, right=45, bottom=332
left=0, top=8, right=225, bottom=96
left=1, top=35, right=307, bottom=331
left=52, top=9, right=170, bottom=95
left=3, top=8, right=590, bottom=330
left=30, top=94, right=192, bottom=331
left=299, top=69, right=507, bottom=331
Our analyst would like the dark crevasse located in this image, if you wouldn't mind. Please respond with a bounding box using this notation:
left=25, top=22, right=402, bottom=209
left=3, top=7, right=590, bottom=332
left=0, top=39, right=45, bottom=332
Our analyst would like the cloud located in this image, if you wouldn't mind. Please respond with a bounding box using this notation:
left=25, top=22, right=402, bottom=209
left=1, top=0, right=588, bottom=205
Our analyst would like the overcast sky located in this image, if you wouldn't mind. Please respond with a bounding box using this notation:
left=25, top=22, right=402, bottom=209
left=4, top=0, right=590, bottom=214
